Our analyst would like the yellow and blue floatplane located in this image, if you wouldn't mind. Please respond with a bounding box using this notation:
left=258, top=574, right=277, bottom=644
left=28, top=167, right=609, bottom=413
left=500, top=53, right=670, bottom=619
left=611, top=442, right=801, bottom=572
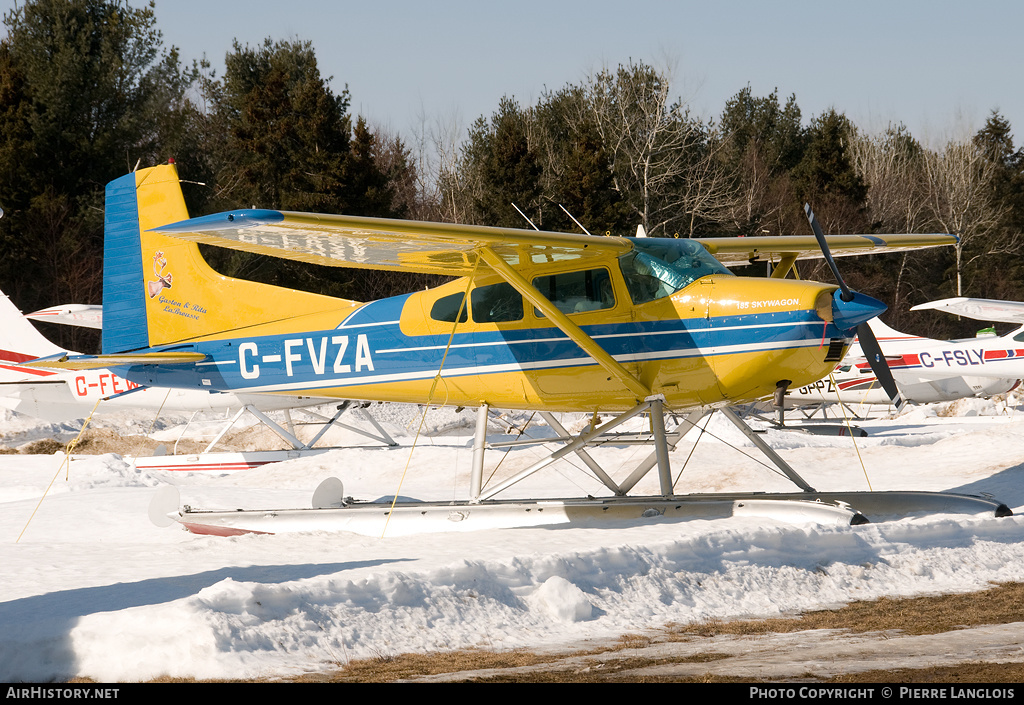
left=27, top=163, right=1011, bottom=535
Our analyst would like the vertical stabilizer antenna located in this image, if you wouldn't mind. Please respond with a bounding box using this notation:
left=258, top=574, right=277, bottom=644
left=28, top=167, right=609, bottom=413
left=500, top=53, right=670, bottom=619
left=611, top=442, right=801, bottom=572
left=511, top=203, right=540, bottom=231
left=558, top=204, right=593, bottom=236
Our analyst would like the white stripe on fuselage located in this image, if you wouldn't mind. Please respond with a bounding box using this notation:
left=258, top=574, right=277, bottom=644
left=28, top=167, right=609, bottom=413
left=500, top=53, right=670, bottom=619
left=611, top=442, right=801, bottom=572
left=228, top=335, right=832, bottom=395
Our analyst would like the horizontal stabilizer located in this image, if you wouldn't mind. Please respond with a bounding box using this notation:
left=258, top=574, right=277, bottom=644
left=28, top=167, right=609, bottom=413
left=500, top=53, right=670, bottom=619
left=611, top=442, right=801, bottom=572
left=22, top=351, right=207, bottom=371
left=911, top=297, right=1024, bottom=324
left=26, top=304, right=103, bottom=329
left=0, top=379, right=67, bottom=389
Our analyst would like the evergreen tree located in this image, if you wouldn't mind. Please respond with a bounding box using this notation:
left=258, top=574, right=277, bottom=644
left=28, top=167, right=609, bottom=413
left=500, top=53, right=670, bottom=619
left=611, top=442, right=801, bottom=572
left=719, top=86, right=806, bottom=175
left=791, top=109, right=868, bottom=233
left=463, top=96, right=543, bottom=228
left=206, top=38, right=352, bottom=213
left=969, top=112, right=1024, bottom=301
left=0, top=0, right=194, bottom=349
left=533, top=86, right=632, bottom=235
left=197, top=39, right=418, bottom=299
left=718, top=86, right=807, bottom=235
left=553, top=120, right=634, bottom=235
left=343, top=116, right=405, bottom=218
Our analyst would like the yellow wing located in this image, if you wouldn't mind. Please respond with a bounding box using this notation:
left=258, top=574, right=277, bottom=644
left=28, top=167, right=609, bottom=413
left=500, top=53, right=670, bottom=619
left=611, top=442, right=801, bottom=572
left=695, top=233, right=958, bottom=266
left=152, top=210, right=631, bottom=276
left=152, top=210, right=957, bottom=273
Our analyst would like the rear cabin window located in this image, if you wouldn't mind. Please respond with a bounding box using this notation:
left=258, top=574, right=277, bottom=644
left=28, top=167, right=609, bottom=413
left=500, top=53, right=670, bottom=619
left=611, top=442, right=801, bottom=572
left=532, top=268, right=615, bottom=316
left=430, top=292, right=468, bottom=323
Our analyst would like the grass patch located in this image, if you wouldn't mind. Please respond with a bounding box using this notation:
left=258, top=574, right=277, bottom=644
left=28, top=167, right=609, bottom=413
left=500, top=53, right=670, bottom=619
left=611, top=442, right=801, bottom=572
left=302, top=582, right=1024, bottom=683
left=666, top=581, right=1024, bottom=639
left=292, top=648, right=556, bottom=683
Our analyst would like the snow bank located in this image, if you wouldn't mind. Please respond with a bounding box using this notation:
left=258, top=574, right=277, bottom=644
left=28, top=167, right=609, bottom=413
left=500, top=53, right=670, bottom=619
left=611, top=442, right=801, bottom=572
left=2, top=404, right=1024, bottom=681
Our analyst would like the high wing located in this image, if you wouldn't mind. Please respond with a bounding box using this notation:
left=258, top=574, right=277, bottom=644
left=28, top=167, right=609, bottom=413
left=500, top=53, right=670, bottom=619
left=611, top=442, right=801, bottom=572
left=151, top=210, right=957, bottom=274
left=696, top=233, right=959, bottom=267
left=911, top=297, right=1024, bottom=325
left=152, top=210, right=631, bottom=276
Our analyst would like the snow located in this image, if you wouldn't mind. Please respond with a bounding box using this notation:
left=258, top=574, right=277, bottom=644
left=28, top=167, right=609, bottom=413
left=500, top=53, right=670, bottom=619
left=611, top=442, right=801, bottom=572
left=3, top=398, right=1024, bottom=682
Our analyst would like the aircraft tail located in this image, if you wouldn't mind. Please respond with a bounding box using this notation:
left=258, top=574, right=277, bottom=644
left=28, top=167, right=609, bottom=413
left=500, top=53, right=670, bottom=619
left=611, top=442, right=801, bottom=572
left=865, top=317, right=922, bottom=341
left=102, top=163, right=354, bottom=353
left=0, top=291, right=67, bottom=362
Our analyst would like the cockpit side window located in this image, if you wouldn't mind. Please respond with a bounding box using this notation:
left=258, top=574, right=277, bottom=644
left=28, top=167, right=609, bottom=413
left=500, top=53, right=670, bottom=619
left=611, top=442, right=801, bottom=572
left=531, top=267, right=615, bottom=316
left=619, top=238, right=731, bottom=304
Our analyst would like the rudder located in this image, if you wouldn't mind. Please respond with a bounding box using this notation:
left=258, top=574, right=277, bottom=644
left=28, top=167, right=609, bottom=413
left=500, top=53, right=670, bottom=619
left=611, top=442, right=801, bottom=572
left=102, top=169, right=161, bottom=353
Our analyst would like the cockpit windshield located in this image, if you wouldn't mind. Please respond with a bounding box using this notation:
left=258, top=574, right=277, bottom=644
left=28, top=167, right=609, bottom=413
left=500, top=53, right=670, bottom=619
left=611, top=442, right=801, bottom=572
left=618, top=238, right=732, bottom=304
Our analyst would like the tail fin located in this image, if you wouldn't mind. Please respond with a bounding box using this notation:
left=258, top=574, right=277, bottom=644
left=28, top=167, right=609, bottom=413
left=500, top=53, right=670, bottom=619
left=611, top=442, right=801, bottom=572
left=865, top=317, right=922, bottom=341
left=0, top=291, right=66, bottom=362
left=102, top=163, right=354, bottom=353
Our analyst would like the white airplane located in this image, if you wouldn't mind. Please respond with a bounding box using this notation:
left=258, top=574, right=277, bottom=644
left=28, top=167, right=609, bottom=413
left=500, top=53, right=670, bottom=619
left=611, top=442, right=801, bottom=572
left=787, top=304, right=1024, bottom=408
left=25, top=303, right=102, bottom=329
left=0, top=290, right=331, bottom=423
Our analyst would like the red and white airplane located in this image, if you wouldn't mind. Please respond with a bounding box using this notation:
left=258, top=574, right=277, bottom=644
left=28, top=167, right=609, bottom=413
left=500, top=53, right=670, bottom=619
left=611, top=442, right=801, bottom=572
left=788, top=300, right=1024, bottom=408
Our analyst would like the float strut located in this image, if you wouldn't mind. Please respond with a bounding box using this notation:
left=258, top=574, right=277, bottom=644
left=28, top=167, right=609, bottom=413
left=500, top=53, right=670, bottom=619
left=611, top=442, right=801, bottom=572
left=648, top=395, right=673, bottom=496
left=471, top=403, right=488, bottom=502
left=539, top=411, right=622, bottom=494
left=479, top=400, right=651, bottom=501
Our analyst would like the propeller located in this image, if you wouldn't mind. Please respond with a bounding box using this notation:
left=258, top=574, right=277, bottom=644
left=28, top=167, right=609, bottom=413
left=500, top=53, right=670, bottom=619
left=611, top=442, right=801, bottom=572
left=804, top=204, right=906, bottom=413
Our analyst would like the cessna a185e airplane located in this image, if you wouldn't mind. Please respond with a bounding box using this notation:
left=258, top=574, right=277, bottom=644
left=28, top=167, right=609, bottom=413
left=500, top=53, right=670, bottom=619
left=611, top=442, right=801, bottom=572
left=25, top=163, right=1011, bottom=534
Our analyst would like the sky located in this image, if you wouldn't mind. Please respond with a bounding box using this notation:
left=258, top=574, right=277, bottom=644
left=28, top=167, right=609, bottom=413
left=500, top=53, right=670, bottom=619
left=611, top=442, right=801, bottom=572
left=3, top=0, right=1023, bottom=149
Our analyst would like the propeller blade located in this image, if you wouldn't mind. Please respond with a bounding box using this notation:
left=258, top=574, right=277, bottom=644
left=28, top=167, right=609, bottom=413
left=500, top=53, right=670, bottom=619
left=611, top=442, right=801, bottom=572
left=803, top=203, right=901, bottom=409
left=804, top=203, right=854, bottom=302
left=856, top=321, right=906, bottom=412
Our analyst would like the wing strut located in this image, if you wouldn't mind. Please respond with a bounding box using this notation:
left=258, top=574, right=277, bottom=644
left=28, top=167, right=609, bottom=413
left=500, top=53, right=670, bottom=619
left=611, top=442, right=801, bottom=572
left=476, top=247, right=652, bottom=401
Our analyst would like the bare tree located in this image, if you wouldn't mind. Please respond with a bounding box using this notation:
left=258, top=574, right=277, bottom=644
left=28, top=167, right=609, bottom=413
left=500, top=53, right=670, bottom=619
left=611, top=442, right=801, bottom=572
left=848, top=125, right=936, bottom=321
left=850, top=125, right=930, bottom=233
left=923, top=137, right=1008, bottom=296
left=412, top=105, right=467, bottom=223
left=581, top=61, right=738, bottom=236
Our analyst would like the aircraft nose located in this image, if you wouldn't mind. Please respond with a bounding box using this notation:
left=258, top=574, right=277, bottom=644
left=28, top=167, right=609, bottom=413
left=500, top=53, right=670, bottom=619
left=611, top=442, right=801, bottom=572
left=831, top=290, right=887, bottom=333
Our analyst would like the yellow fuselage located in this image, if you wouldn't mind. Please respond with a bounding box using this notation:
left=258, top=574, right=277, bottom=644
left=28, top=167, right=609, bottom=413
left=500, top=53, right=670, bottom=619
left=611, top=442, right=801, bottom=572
left=189, top=263, right=850, bottom=414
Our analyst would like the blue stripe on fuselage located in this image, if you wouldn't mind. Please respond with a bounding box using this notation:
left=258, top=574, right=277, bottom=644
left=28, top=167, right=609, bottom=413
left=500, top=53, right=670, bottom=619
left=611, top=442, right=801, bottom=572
left=112, top=296, right=844, bottom=394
